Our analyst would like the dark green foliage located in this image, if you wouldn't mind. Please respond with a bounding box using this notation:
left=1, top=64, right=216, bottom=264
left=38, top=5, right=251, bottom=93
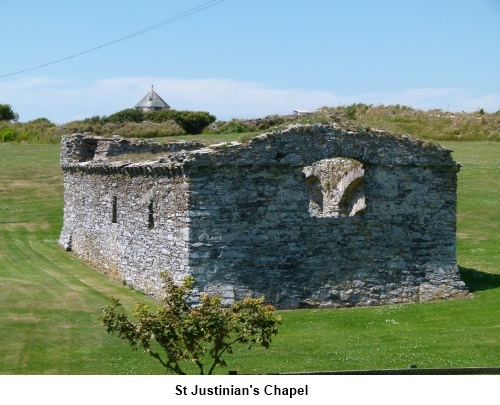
left=105, top=108, right=145, bottom=123
left=82, top=108, right=218, bottom=135
left=84, top=107, right=215, bottom=134
left=0, top=103, right=19, bottom=121
left=98, top=272, right=281, bottom=375
left=172, top=110, right=216, bottom=134
left=145, top=109, right=179, bottom=123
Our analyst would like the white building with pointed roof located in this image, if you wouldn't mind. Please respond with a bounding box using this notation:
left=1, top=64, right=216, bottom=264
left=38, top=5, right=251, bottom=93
left=134, top=86, right=171, bottom=112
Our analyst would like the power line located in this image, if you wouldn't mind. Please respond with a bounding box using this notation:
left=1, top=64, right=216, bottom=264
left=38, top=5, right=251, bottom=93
left=0, top=0, right=225, bottom=79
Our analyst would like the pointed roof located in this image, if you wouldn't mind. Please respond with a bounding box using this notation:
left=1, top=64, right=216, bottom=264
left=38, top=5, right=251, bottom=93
left=134, top=86, right=171, bottom=110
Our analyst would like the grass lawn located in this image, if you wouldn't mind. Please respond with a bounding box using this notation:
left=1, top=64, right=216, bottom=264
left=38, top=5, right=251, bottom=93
left=0, top=140, right=498, bottom=374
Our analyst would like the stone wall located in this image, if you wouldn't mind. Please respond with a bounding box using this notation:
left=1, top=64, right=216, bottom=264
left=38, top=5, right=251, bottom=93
left=59, top=170, right=191, bottom=292
left=59, top=125, right=469, bottom=308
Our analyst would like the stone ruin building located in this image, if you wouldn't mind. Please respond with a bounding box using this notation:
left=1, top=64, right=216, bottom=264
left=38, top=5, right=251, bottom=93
left=59, top=124, right=469, bottom=309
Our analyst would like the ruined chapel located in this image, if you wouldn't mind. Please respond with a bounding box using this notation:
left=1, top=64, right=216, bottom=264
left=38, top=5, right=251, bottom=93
left=59, top=124, right=468, bottom=309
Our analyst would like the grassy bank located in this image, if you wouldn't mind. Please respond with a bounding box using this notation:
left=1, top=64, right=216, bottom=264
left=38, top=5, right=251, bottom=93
left=2, top=104, right=499, bottom=144
left=0, top=140, right=498, bottom=374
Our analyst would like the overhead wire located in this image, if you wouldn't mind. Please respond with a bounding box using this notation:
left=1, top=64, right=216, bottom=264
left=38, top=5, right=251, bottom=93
left=0, top=0, right=225, bottom=79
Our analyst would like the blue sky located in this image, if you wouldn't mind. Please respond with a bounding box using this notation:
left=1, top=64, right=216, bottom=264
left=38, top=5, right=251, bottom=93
left=1, top=0, right=499, bottom=123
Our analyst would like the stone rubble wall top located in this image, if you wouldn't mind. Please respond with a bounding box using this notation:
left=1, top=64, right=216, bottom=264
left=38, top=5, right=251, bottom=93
left=60, top=124, right=458, bottom=176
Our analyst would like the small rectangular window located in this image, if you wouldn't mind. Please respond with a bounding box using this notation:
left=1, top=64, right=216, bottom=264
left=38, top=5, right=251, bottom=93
left=148, top=201, right=155, bottom=229
left=112, top=196, right=117, bottom=223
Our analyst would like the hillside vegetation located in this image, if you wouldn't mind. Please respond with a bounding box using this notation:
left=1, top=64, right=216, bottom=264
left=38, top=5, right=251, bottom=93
left=1, top=104, right=499, bottom=143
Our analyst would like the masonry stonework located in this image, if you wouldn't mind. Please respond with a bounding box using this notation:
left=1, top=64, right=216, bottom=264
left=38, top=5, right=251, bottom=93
left=59, top=125, right=469, bottom=308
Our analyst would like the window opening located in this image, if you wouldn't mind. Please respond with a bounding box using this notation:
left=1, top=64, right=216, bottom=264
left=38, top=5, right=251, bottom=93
left=81, top=138, right=98, bottom=162
left=303, top=158, right=366, bottom=218
left=112, top=196, right=117, bottom=223
left=148, top=200, right=155, bottom=229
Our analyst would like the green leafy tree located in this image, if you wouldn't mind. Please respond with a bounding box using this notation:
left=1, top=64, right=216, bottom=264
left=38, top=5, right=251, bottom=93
left=0, top=104, right=19, bottom=121
left=98, top=273, right=281, bottom=375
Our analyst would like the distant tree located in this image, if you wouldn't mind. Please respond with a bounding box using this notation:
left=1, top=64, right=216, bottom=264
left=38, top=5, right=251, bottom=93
left=0, top=104, right=19, bottom=121
left=98, top=272, right=281, bottom=375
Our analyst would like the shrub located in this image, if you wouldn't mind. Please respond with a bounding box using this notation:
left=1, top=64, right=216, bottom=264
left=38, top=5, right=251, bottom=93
left=82, top=115, right=104, bottom=125
left=0, top=126, right=17, bottom=142
left=145, top=110, right=179, bottom=123
left=105, top=108, right=145, bottom=123
left=26, top=117, right=55, bottom=127
left=173, top=110, right=216, bottom=134
left=98, top=272, right=281, bottom=375
left=145, top=109, right=216, bottom=134
left=345, top=104, right=357, bottom=120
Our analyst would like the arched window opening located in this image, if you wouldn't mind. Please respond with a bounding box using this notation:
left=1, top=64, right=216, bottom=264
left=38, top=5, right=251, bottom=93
left=303, top=158, right=366, bottom=218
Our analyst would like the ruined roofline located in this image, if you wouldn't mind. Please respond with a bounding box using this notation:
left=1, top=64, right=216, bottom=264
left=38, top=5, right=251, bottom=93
left=60, top=124, right=458, bottom=176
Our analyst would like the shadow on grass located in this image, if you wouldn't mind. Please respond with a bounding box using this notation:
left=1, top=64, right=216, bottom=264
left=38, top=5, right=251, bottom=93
left=459, top=266, right=500, bottom=292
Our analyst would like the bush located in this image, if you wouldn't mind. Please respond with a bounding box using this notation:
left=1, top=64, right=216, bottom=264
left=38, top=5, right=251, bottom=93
left=82, top=115, right=104, bottom=125
left=172, top=110, right=216, bottom=134
left=104, top=108, right=217, bottom=134
left=26, top=117, right=55, bottom=127
left=105, top=108, right=145, bottom=123
left=345, top=105, right=357, bottom=120
left=145, top=110, right=179, bottom=123
left=0, top=126, right=17, bottom=142
left=98, top=272, right=281, bottom=375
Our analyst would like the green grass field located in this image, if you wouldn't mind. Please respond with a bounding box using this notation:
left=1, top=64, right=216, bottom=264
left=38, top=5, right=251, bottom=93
left=0, top=140, right=498, bottom=374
